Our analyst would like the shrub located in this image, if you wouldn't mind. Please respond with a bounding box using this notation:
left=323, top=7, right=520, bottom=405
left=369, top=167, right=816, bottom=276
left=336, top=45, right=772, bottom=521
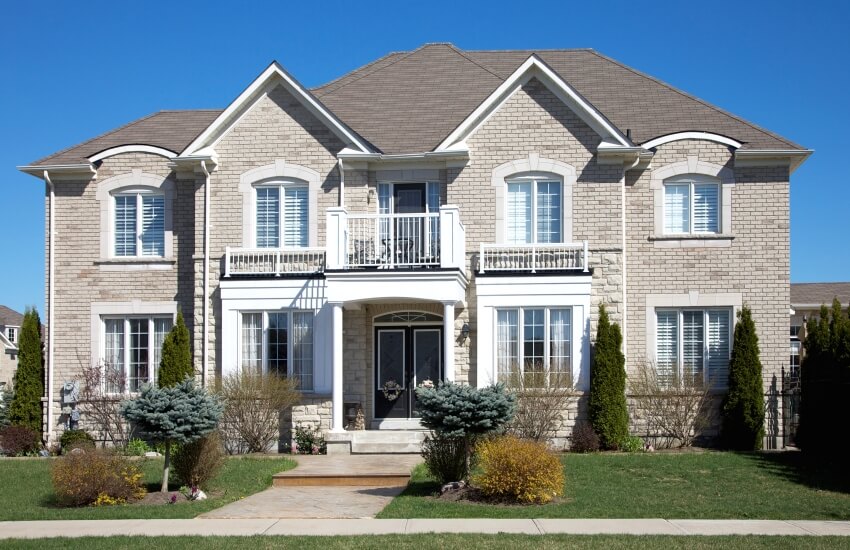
left=505, top=367, right=575, bottom=443
left=722, top=306, right=765, bottom=450
left=293, top=424, right=326, bottom=454
left=158, top=311, right=194, bottom=388
left=60, top=429, right=95, bottom=452
left=0, top=425, right=40, bottom=456
left=77, top=362, right=131, bottom=447
left=52, top=448, right=145, bottom=506
left=217, top=371, right=301, bottom=454
left=421, top=434, right=467, bottom=484
left=125, top=438, right=151, bottom=456
left=0, top=385, right=14, bottom=428
left=9, top=308, right=44, bottom=433
left=619, top=435, right=645, bottom=453
left=588, top=305, right=629, bottom=450
left=172, top=432, right=225, bottom=489
left=569, top=421, right=600, bottom=453
left=473, top=435, right=564, bottom=504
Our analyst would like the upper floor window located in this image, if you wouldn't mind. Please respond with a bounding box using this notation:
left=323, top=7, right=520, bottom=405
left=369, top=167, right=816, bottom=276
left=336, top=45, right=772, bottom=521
left=506, top=176, right=562, bottom=244
left=6, top=327, right=17, bottom=345
left=255, top=183, right=308, bottom=248
left=114, top=191, right=165, bottom=257
left=663, top=175, right=720, bottom=235
left=656, top=308, right=731, bottom=388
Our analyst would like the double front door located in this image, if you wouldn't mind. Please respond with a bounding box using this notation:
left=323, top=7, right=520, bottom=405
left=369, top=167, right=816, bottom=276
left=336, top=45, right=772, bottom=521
left=375, top=326, right=442, bottom=419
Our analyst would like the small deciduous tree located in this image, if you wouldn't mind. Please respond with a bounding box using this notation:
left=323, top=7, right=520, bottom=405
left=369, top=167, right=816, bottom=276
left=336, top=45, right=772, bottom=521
left=10, top=308, right=44, bottom=434
left=77, top=361, right=131, bottom=447
left=588, top=304, right=629, bottom=450
left=505, top=366, right=576, bottom=444
left=158, top=312, right=193, bottom=388
left=121, top=379, right=222, bottom=492
left=721, top=306, right=765, bottom=450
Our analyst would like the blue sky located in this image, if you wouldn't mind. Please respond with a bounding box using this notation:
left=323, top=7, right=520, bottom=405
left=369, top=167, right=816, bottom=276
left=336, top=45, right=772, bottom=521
left=1, top=0, right=847, bottom=315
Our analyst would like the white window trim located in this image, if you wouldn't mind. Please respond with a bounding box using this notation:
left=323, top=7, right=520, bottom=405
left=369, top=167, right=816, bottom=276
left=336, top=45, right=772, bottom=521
left=662, top=174, right=721, bottom=235
left=374, top=181, right=441, bottom=214
left=495, top=306, right=574, bottom=387
left=504, top=175, right=565, bottom=244
left=491, top=154, right=575, bottom=244
left=650, top=157, right=734, bottom=248
left=236, top=309, right=316, bottom=392
left=112, top=189, right=166, bottom=257
left=6, top=327, right=17, bottom=345
left=253, top=182, right=310, bottom=248
left=100, top=316, right=173, bottom=393
left=95, top=170, right=175, bottom=265
left=654, top=307, right=733, bottom=388
left=239, top=160, right=320, bottom=248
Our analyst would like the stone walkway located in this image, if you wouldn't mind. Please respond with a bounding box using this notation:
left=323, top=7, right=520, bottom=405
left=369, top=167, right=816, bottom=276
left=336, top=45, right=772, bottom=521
left=1, top=519, right=849, bottom=538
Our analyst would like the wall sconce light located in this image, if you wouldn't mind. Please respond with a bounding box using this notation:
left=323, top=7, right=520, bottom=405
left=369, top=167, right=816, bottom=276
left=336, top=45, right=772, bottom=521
left=460, top=322, right=470, bottom=343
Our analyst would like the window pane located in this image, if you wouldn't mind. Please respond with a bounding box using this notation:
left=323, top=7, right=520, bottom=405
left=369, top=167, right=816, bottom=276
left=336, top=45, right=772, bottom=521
left=378, top=183, right=392, bottom=242
left=507, top=182, right=532, bottom=244
left=292, top=312, right=314, bottom=391
left=682, top=311, right=704, bottom=384
left=693, top=183, right=719, bottom=233
left=241, top=313, right=263, bottom=374
left=114, top=195, right=137, bottom=256
left=656, top=311, right=678, bottom=386
left=256, top=187, right=280, bottom=248
left=707, top=310, right=730, bottom=388
left=267, top=312, right=288, bottom=377
left=152, top=318, right=172, bottom=383
left=664, top=184, right=690, bottom=234
left=129, top=319, right=149, bottom=392
left=523, top=309, right=545, bottom=384
left=549, top=309, right=571, bottom=386
left=536, top=181, right=561, bottom=243
left=496, top=310, right=518, bottom=381
left=283, top=186, right=308, bottom=248
left=141, top=195, right=165, bottom=256
left=104, top=319, right=125, bottom=393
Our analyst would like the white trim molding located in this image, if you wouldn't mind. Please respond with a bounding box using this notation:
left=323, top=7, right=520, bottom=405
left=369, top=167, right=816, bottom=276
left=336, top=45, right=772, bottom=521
left=89, top=145, right=177, bottom=162
left=238, top=160, right=321, bottom=248
left=95, top=169, right=175, bottom=265
left=490, top=154, right=576, bottom=243
left=641, top=132, right=743, bottom=150
left=734, top=149, right=813, bottom=174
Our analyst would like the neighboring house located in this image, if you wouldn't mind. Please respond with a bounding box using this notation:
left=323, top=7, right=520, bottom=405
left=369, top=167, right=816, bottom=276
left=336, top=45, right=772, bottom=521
left=19, top=44, right=810, bottom=450
left=790, top=282, right=850, bottom=379
left=0, top=305, right=24, bottom=388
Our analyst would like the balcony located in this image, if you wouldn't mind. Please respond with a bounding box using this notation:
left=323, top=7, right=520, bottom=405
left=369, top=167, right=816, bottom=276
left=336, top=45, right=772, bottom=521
left=478, top=241, right=589, bottom=274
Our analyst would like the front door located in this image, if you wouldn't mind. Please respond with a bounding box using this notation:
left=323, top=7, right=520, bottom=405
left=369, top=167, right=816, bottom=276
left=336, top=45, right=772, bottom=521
left=375, top=326, right=442, bottom=419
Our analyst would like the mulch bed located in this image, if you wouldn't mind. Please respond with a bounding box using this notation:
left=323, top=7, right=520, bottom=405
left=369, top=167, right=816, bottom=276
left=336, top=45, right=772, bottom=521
left=434, top=485, right=568, bottom=507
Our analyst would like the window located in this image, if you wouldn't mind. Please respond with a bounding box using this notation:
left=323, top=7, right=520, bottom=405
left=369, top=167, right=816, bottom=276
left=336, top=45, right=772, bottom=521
left=113, top=191, right=165, bottom=257
left=789, top=340, right=801, bottom=381
left=663, top=175, right=720, bottom=234
left=255, top=184, right=308, bottom=248
left=496, top=307, right=572, bottom=386
left=790, top=323, right=801, bottom=338
left=6, top=328, right=16, bottom=345
left=506, top=177, right=562, bottom=244
left=240, top=311, right=314, bottom=390
left=102, top=316, right=172, bottom=392
left=656, top=309, right=731, bottom=387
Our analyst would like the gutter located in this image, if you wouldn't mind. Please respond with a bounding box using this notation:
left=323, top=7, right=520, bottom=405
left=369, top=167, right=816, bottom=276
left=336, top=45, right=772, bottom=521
left=17, top=163, right=96, bottom=179
left=200, top=161, right=211, bottom=389
left=734, top=149, right=813, bottom=173
left=337, top=149, right=469, bottom=163
left=43, top=170, right=56, bottom=445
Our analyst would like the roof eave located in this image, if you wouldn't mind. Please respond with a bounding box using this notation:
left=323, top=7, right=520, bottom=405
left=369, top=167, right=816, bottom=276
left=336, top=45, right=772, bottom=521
left=734, top=149, right=813, bottom=174
left=17, top=163, right=97, bottom=181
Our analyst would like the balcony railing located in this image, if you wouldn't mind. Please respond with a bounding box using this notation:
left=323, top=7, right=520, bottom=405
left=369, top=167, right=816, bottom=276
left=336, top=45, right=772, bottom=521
left=478, top=241, right=589, bottom=274
left=225, top=247, right=326, bottom=277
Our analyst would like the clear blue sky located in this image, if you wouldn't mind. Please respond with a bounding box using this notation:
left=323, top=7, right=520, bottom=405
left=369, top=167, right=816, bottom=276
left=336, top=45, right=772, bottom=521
left=1, top=0, right=847, bottom=316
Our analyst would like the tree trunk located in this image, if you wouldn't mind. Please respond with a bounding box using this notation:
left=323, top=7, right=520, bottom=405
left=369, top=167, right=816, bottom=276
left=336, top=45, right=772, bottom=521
left=161, top=439, right=171, bottom=493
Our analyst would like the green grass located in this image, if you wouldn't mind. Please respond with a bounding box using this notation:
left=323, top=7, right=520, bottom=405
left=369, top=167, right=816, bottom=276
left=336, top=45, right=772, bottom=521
left=379, top=451, right=850, bottom=519
left=0, top=456, right=295, bottom=520
left=0, top=535, right=848, bottom=550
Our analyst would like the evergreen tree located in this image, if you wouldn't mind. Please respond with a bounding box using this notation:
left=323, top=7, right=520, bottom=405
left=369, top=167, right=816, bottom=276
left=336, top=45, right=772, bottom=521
left=721, top=306, right=765, bottom=450
left=588, top=304, right=629, bottom=450
left=158, top=311, right=193, bottom=388
left=121, top=379, right=222, bottom=492
left=9, top=308, right=44, bottom=434
left=0, top=385, right=13, bottom=428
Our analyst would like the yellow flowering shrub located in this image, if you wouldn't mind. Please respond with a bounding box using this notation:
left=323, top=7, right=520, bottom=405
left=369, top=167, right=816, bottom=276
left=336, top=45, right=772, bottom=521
left=52, top=448, right=147, bottom=507
left=472, top=435, right=564, bottom=504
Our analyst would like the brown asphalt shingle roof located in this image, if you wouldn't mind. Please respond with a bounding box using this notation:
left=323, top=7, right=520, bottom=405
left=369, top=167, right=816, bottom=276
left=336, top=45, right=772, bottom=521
left=28, top=44, right=804, bottom=164
left=0, top=306, right=24, bottom=328
left=791, top=283, right=850, bottom=308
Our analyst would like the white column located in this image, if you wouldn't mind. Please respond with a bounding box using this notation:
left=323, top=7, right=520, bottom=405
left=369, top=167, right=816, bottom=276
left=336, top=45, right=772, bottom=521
left=331, top=302, right=345, bottom=432
left=443, top=301, right=456, bottom=383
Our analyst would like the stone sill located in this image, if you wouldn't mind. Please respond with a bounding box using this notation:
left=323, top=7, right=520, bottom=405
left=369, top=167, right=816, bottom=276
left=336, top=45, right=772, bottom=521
left=95, top=258, right=176, bottom=271
left=648, top=234, right=734, bottom=249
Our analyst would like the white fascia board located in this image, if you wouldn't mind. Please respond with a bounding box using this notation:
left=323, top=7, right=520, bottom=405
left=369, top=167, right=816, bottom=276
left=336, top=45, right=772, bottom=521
left=17, top=163, right=97, bottom=180
left=734, top=149, right=813, bottom=173
left=337, top=149, right=469, bottom=162
left=641, top=132, right=743, bottom=150
left=435, top=55, right=632, bottom=152
left=182, top=62, right=374, bottom=156
left=89, top=145, right=177, bottom=162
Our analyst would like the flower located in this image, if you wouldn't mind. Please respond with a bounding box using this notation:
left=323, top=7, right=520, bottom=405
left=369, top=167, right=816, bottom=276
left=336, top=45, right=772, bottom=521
left=418, top=379, right=435, bottom=389
left=169, top=493, right=177, bottom=504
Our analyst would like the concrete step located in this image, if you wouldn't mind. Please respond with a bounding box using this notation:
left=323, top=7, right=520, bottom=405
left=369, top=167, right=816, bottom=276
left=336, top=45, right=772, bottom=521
left=326, top=430, right=427, bottom=455
left=272, top=454, right=421, bottom=487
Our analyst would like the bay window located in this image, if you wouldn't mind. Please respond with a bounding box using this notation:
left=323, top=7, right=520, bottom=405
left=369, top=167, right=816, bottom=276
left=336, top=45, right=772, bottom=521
left=255, top=183, right=309, bottom=248
left=102, top=316, right=172, bottom=392
left=506, top=177, right=562, bottom=244
left=656, top=308, right=731, bottom=388
left=240, top=310, right=314, bottom=390
left=496, top=307, right=572, bottom=386
left=663, top=175, right=720, bottom=234
left=114, top=191, right=165, bottom=257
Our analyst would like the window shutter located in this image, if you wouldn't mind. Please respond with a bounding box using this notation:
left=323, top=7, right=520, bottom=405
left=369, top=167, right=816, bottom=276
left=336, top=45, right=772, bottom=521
left=283, top=187, right=308, bottom=248
left=256, top=187, right=280, bottom=248
left=693, top=183, right=719, bottom=233
left=141, top=195, right=165, bottom=256
left=664, top=184, right=690, bottom=234
left=507, top=182, right=532, bottom=244
left=656, top=311, right=678, bottom=386
left=114, top=195, right=137, bottom=256
left=536, top=181, right=562, bottom=243
left=707, top=310, right=731, bottom=388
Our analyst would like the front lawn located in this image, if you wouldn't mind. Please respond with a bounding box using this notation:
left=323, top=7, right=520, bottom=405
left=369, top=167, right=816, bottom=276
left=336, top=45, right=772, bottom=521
left=379, top=451, right=850, bottom=519
left=0, top=456, right=295, bottom=520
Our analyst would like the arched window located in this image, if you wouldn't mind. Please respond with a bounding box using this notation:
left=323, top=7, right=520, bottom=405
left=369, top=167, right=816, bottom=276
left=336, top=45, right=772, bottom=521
left=254, top=180, right=309, bottom=248
left=663, top=174, right=720, bottom=235
left=505, top=173, right=563, bottom=244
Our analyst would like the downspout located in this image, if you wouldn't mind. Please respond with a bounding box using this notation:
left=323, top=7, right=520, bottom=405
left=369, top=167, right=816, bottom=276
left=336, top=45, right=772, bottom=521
left=200, top=161, right=210, bottom=388
left=43, top=170, right=55, bottom=445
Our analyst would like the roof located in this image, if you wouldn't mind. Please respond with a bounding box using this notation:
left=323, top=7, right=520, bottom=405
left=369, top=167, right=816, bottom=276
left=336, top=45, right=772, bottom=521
left=791, top=283, right=850, bottom=308
left=28, top=44, right=804, bottom=163
left=0, top=306, right=23, bottom=328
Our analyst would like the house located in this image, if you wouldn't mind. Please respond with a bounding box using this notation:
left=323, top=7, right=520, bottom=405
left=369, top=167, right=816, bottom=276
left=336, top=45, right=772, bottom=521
left=790, top=282, right=850, bottom=379
left=0, top=305, right=24, bottom=389
left=18, top=44, right=810, bottom=450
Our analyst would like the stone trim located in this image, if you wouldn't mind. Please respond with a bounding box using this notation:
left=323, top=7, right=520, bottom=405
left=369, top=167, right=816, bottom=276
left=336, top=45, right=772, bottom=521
left=238, top=160, right=321, bottom=248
